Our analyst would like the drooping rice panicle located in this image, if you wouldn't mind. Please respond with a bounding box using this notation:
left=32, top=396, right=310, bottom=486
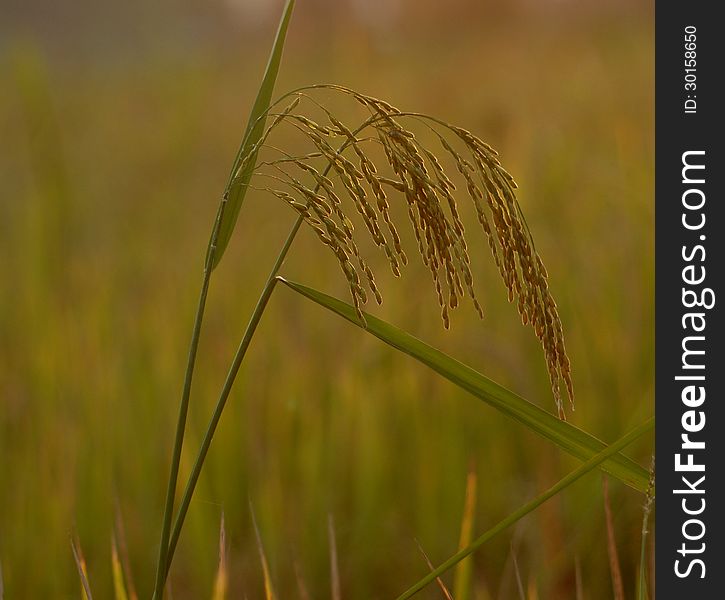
left=244, top=85, right=573, bottom=414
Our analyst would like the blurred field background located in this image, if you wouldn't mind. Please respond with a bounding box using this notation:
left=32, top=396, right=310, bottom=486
left=0, top=0, right=653, bottom=597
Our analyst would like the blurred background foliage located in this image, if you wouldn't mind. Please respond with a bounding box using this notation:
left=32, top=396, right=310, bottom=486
left=0, top=0, right=653, bottom=597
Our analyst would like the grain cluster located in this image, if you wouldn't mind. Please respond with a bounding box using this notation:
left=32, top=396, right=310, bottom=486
left=235, top=85, right=573, bottom=416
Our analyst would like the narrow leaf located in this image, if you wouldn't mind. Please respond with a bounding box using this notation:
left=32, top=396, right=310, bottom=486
left=416, top=541, right=454, bottom=600
left=114, top=501, right=138, bottom=600
left=454, top=468, right=477, bottom=600
left=250, top=503, right=277, bottom=600
left=71, top=534, right=93, bottom=600
left=279, top=278, right=651, bottom=492
left=111, top=533, right=129, bottom=600
left=211, top=0, right=296, bottom=269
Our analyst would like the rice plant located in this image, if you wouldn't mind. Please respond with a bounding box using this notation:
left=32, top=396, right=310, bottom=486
left=139, top=1, right=655, bottom=598
left=231, top=83, right=574, bottom=412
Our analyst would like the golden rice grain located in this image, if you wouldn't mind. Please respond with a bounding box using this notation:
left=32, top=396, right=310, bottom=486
left=246, top=85, right=573, bottom=415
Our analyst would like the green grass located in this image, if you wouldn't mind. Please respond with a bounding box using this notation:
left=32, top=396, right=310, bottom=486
left=0, top=4, right=653, bottom=598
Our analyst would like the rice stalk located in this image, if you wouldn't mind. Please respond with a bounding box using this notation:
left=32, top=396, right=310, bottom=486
left=71, top=534, right=93, bottom=600
left=240, top=85, right=573, bottom=414
left=163, top=82, right=579, bottom=585
left=161, top=38, right=575, bottom=590
left=152, top=2, right=295, bottom=595
left=415, top=541, right=454, bottom=600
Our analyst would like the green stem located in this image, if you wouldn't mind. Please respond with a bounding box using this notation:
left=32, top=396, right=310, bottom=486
left=152, top=200, right=227, bottom=600
left=395, top=417, right=654, bottom=600
left=159, top=117, right=376, bottom=582
left=162, top=214, right=304, bottom=580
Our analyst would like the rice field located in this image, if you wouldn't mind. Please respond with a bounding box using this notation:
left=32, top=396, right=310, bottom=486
left=0, top=1, right=653, bottom=597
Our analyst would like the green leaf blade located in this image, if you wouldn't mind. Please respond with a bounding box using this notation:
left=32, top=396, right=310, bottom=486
left=279, top=278, right=650, bottom=492
left=211, top=0, right=296, bottom=270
